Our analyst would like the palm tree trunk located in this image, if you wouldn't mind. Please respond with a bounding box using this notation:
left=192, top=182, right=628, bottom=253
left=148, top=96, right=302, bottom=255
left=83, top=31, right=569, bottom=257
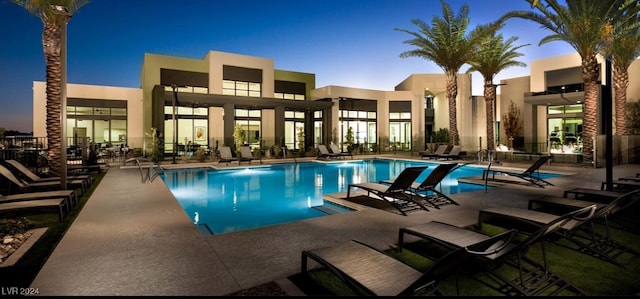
left=613, top=66, right=629, bottom=135
left=446, top=70, right=459, bottom=145
left=484, top=80, right=495, bottom=151
left=581, top=54, right=600, bottom=163
left=43, top=21, right=64, bottom=176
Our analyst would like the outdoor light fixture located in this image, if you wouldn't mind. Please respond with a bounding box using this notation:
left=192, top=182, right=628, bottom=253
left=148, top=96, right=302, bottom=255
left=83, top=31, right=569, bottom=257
left=51, top=4, right=72, bottom=189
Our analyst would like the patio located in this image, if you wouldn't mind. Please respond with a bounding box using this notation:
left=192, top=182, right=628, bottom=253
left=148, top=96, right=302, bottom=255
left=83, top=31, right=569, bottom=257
left=28, top=154, right=640, bottom=295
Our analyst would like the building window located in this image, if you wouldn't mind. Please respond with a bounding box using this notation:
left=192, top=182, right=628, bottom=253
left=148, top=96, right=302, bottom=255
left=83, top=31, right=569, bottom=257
left=234, top=108, right=262, bottom=151
left=164, top=106, right=209, bottom=154
left=274, top=92, right=305, bottom=100
left=66, top=103, right=127, bottom=147
left=163, top=85, right=208, bottom=94
left=547, top=104, right=583, bottom=154
left=389, top=112, right=412, bottom=151
left=339, top=110, right=377, bottom=152
left=223, top=80, right=261, bottom=97
left=285, top=110, right=305, bottom=150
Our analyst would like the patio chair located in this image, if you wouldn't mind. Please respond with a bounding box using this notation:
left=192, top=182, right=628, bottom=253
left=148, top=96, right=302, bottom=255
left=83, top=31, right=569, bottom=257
left=478, top=189, right=640, bottom=271
left=5, top=159, right=92, bottom=187
left=346, top=166, right=429, bottom=215
left=482, top=155, right=553, bottom=188
left=238, top=146, right=260, bottom=164
left=300, top=231, right=517, bottom=296
left=380, top=162, right=459, bottom=209
left=317, top=144, right=339, bottom=160
left=436, top=145, right=462, bottom=160
left=398, top=205, right=595, bottom=296
left=217, top=146, right=238, bottom=165
left=329, top=143, right=352, bottom=159
left=0, top=164, right=87, bottom=196
left=420, top=144, right=448, bottom=160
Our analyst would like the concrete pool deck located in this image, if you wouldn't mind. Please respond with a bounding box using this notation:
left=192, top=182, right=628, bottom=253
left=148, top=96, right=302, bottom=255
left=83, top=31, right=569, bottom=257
left=29, top=155, right=640, bottom=295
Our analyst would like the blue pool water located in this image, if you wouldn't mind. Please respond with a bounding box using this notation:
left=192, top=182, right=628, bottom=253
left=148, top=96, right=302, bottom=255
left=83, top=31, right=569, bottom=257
left=159, top=159, right=559, bottom=235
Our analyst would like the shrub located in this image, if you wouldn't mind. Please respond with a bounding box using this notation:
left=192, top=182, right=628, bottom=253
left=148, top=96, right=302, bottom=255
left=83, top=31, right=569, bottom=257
left=0, top=217, right=34, bottom=236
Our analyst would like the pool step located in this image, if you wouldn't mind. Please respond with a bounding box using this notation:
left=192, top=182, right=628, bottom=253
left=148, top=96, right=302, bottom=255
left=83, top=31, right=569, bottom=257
left=313, top=204, right=348, bottom=215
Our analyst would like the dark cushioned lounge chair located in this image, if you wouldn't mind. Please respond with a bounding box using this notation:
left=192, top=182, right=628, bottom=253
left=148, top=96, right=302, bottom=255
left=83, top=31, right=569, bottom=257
left=301, top=231, right=517, bottom=296
left=398, top=205, right=595, bottom=296
left=347, top=166, right=428, bottom=215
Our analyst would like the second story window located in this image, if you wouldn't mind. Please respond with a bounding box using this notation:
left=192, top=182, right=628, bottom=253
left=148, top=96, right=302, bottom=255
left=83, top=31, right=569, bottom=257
left=223, top=80, right=261, bottom=97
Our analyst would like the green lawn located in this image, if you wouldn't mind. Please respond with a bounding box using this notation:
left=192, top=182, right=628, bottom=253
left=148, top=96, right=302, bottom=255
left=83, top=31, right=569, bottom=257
left=290, top=220, right=640, bottom=296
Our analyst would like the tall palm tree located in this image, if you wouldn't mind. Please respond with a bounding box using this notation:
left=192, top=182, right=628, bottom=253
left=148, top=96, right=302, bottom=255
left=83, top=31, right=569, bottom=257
left=466, top=31, right=529, bottom=151
left=12, top=0, right=89, bottom=176
left=500, top=0, right=638, bottom=162
left=395, top=0, right=497, bottom=146
left=609, top=5, right=640, bottom=136
left=611, top=33, right=640, bottom=135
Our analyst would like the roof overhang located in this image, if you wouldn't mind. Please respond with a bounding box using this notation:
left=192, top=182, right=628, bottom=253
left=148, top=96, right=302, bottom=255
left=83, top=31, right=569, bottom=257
left=523, top=91, right=586, bottom=106
left=159, top=87, right=333, bottom=111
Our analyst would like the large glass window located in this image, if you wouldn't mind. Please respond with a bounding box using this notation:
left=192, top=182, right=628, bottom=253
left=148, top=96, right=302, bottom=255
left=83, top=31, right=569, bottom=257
left=234, top=108, right=262, bottom=151
left=66, top=103, right=127, bottom=148
left=163, top=85, right=209, bottom=94
left=274, top=92, right=305, bottom=101
left=339, top=108, right=377, bottom=152
left=547, top=104, right=583, bottom=154
left=389, top=110, right=412, bottom=151
left=223, top=80, right=261, bottom=97
left=285, top=110, right=305, bottom=150
left=164, top=106, right=209, bottom=154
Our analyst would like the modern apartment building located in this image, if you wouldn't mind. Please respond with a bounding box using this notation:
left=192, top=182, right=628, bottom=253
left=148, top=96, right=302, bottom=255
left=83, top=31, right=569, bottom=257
left=32, top=50, right=639, bottom=165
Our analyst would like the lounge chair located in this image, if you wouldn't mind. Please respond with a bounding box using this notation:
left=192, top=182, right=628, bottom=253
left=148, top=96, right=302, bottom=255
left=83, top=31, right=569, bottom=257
left=482, top=155, right=553, bottom=188
left=618, top=175, right=640, bottom=182
left=399, top=206, right=595, bottom=296
left=346, top=166, right=429, bottom=215
left=238, top=146, right=260, bottom=164
left=0, top=164, right=87, bottom=196
left=436, top=145, right=462, bottom=160
left=602, top=180, right=640, bottom=191
left=5, top=159, right=92, bottom=187
left=217, top=146, right=238, bottom=165
left=380, top=162, right=459, bottom=209
left=563, top=187, right=623, bottom=203
left=1, top=190, right=78, bottom=208
left=300, top=232, right=516, bottom=296
left=478, top=189, right=640, bottom=271
left=420, top=144, right=448, bottom=160
left=0, top=198, right=67, bottom=222
left=528, top=194, right=640, bottom=235
left=329, top=143, right=352, bottom=159
left=317, top=144, right=339, bottom=160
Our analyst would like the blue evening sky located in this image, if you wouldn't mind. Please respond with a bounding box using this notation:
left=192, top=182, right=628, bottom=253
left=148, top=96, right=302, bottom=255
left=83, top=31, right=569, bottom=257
left=0, top=0, right=574, bottom=132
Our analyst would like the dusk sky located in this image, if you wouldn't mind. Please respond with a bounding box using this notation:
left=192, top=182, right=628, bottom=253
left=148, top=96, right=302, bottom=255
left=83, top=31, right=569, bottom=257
left=0, top=0, right=575, bottom=133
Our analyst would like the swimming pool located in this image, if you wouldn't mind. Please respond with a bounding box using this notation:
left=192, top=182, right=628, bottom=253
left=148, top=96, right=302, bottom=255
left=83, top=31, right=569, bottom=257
left=160, top=159, right=493, bottom=235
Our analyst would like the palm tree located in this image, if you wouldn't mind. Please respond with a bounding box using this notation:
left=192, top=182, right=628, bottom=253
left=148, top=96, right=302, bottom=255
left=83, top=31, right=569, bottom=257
left=466, top=31, right=529, bottom=151
left=395, top=0, right=497, bottom=146
left=500, top=0, right=639, bottom=162
left=12, top=0, right=89, bottom=176
left=610, top=10, right=640, bottom=136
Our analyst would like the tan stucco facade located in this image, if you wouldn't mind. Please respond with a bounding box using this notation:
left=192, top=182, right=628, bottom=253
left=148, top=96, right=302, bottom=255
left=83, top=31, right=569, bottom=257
left=32, top=50, right=640, bottom=162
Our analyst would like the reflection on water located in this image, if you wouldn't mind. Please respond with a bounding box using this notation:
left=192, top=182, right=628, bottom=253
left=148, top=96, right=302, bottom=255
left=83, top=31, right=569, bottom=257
left=160, top=160, right=489, bottom=235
